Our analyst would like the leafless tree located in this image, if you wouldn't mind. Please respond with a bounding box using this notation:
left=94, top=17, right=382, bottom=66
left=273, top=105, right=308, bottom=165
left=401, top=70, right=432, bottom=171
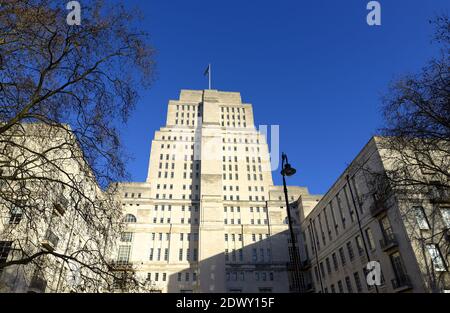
left=0, top=0, right=155, bottom=292
left=363, top=15, right=450, bottom=292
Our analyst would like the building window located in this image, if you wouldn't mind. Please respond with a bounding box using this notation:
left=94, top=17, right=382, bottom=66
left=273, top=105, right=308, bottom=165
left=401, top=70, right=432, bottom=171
left=9, top=207, right=23, bottom=224
left=320, top=262, right=326, bottom=278
left=332, top=252, right=338, bottom=270
left=120, top=232, right=133, bottom=242
left=149, top=248, right=154, bottom=261
left=0, top=241, right=12, bottom=274
left=345, top=276, right=353, bottom=293
left=413, top=206, right=430, bottom=230
left=390, top=252, right=408, bottom=285
left=117, top=246, right=131, bottom=265
left=355, top=235, right=364, bottom=256
left=252, top=249, right=257, bottom=262
left=441, top=207, right=450, bottom=228
left=353, top=272, right=363, bottom=293
left=365, top=228, right=375, bottom=250
left=124, top=214, right=137, bottom=223
left=337, top=280, right=344, bottom=293
left=325, top=257, right=332, bottom=274
left=339, top=247, right=346, bottom=265
left=426, top=244, right=447, bottom=272
left=346, top=241, right=355, bottom=261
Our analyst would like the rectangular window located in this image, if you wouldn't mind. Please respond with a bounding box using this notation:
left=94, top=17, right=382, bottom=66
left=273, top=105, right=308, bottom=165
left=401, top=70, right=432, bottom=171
left=9, top=207, right=23, bottom=224
left=252, top=249, right=257, bottom=262
left=365, top=228, right=375, bottom=250
left=390, top=252, right=408, bottom=284
left=339, top=247, right=346, bottom=265
left=355, top=235, right=364, bottom=256
left=353, top=272, right=363, bottom=293
left=345, top=276, right=353, bottom=293
left=325, top=257, right=332, bottom=274
left=414, top=206, right=430, bottom=230
left=320, top=262, right=326, bottom=278
left=337, top=280, right=344, bottom=293
left=149, top=248, right=154, bottom=261
left=120, top=232, right=133, bottom=242
left=117, top=246, right=131, bottom=265
left=332, top=253, right=338, bottom=270
left=347, top=241, right=355, bottom=261
left=0, top=241, right=12, bottom=274
left=441, top=207, right=450, bottom=228
left=426, top=244, right=446, bottom=271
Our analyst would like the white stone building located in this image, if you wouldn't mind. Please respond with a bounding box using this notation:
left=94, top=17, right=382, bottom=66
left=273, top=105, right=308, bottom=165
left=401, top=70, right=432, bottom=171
left=298, top=137, right=450, bottom=293
left=0, top=124, right=118, bottom=293
left=116, top=89, right=322, bottom=293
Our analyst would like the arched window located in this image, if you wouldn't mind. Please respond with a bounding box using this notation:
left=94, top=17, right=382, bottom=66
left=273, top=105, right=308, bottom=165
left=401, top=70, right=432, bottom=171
left=124, top=214, right=137, bottom=223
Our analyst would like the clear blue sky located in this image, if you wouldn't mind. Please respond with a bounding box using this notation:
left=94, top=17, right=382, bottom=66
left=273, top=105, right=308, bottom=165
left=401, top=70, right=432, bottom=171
left=120, top=0, right=449, bottom=195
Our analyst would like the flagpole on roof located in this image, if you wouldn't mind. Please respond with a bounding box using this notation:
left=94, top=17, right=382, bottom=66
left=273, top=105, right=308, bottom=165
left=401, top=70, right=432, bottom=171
left=208, top=63, right=211, bottom=90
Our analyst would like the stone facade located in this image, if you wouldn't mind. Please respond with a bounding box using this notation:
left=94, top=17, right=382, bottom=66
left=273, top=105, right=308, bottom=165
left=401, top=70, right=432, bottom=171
left=117, top=90, right=322, bottom=293
left=298, top=137, right=450, bottom=293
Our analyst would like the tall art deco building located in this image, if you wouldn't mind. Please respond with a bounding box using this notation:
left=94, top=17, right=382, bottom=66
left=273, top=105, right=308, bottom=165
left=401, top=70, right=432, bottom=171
left=116, top=89, right=321, bottom=293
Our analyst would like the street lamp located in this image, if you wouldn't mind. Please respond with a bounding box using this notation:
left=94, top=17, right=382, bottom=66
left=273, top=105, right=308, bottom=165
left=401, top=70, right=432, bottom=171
left=281, top=153, right=302, bottom=293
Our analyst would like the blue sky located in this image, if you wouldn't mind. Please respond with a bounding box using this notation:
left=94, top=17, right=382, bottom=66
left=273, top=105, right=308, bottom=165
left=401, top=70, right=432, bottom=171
left=119, top=0, right=449, bottom=195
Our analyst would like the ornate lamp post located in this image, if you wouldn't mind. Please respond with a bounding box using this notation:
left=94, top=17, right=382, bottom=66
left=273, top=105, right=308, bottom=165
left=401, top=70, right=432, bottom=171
left=281, top=153, right=302, bottom=292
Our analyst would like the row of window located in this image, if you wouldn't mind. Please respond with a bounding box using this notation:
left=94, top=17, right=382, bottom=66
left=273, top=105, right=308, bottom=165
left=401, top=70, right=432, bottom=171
left=223, top=195, right=266, bottom=201
left=155, top=193, right=200, bottom=200
left=222, top=137, right=259, bottom=144
left=224, top=156, right=262, bottom=163
left=221, top=114, right=246, bottom=121
left=175, top=118, right=199, bottom=126
left=226, top=271, right=274, bottom=282
left=224, top=233, right=270, bottom=242
left=223, top=173, right=264, bottom=181
left=160, top=135, right=195, bottom=141
left=224, top=206, right=267, bottom=213
left=124, top=192, right=142, bottom=198
left=151, top=217, right=199, bottom=224
left=306, top=178, right=361, bottom=252
left=220, top=106, right=245, bottom=114
left=323, top=271, right=365, bottom=293
left=221, top=146, right=260, bottom=153
left=224, top=218, right=268, bottom=225
left=159, top=153, right=194, bottom=162
left=176, top=104, right=199, bottom=112
left=148, top=248, right=199, bottom=262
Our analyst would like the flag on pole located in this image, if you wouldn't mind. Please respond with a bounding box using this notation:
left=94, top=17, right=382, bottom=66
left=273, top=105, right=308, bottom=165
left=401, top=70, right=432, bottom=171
left=204, top=64, right=211, bottom=89
left=204, top=64, right=210, bottom=77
